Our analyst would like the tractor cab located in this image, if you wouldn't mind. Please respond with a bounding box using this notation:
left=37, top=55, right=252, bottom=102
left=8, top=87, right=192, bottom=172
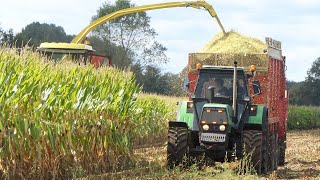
left=189, top=64, right=254, bottom=141
left=190, top=64, right=261, bottom=148
left=37, top=42, right=112, bottom=68
left=194, top=66, right=249, bottom=102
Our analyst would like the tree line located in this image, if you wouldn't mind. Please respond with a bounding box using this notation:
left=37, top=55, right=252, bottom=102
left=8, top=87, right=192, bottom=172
left=0, top=0, right=183, bottom=97
left=287, top=57, right=320, bottom=106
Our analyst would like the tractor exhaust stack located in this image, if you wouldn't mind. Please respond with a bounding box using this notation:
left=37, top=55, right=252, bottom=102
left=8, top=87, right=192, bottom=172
left=233, top=61, right=238, bottom=118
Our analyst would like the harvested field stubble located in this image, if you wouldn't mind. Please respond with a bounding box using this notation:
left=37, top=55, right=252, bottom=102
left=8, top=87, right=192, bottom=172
left=276, top=130, right=320, bottom=179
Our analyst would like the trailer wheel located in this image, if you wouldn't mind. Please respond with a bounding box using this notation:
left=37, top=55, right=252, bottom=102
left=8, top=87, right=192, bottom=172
left=278, top=140, right=286, bottom=166
left=274, top=133, right=279, bottom=170
left=243, top=130, right=263, bottom=174
left=261, top=131, right=268, bottom=174
left=167, top=126, right=189, bottom=169
left=268, top=133, right=275, bottom=171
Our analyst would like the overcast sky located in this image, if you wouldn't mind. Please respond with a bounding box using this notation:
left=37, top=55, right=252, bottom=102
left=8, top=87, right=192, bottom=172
left=1, top=0, right=320, bottom=81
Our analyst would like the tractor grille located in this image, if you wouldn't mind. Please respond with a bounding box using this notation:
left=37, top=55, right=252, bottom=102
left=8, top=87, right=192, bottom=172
left=200, top=133, right=226, bottom=143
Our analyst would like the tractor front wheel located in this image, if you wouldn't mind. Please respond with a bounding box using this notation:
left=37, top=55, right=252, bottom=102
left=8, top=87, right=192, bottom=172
left=167, top=126, right=189, bottom=169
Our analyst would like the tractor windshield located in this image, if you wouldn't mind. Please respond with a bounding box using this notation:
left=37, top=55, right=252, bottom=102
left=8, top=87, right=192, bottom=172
left=195, top=70, right=247, bottom=99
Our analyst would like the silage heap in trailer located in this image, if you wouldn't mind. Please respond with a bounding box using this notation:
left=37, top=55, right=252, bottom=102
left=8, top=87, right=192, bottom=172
left=190, top=31, right=269, bottom=73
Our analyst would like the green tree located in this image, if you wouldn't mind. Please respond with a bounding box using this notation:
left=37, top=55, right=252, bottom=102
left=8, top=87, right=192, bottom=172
left=89, top=35, right=134, bottom=67
left=15, top=22, right=74, bottom=48
left=142, top=65, right=167, bottom=93
left=91, top=0, right=168, bottom=67
left=161, top=72, right=183, bottom=96
left=288, top=81, right=309, bottom=105
left=288, top=57, right=320, bottom=106
left=140, top=65, right=182, bottom=96
left=0, top=25, right=15, bottom=46
left=304, top=57, right=320, bottom=106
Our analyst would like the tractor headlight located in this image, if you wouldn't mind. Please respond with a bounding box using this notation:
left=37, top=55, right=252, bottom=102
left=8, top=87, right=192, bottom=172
left=202, top=124, right=209, bottom=131
left=219, top=125, right=226, bottom=131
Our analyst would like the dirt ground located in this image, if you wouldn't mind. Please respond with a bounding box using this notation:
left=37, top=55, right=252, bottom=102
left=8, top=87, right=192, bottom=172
left=275, top=129, right=320, bottom=179
left=133, top=129, right=320, bottom=179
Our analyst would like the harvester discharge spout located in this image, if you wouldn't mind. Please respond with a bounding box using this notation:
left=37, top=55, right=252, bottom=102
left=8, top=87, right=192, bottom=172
left=71, top=1, right=226, bottom=44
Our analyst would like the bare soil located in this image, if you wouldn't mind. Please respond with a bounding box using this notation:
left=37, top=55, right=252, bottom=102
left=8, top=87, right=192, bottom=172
left=275, top=129, right=320, bottom=179
left=88, top=130, right=320, bottom=179
left=133, top=129, right=320, bottom=179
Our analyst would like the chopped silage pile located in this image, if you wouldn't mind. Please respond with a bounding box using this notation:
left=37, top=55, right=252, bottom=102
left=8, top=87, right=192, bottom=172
left=198, top=31, right=267, bottom=54
left=188, top=31, right=269, bottom=72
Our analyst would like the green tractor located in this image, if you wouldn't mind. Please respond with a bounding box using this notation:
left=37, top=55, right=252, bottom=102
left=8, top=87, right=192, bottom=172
left=167, top=62, right=278, bottom=174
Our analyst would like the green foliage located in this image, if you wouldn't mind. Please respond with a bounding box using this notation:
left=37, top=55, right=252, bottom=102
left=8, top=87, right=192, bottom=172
left=288, top=106, right=320, bottom=130
left=91, top=0, right=168, bottom=67
left=14, top=22, right=74, bottom=48
left=0, top=48, right=174, bottom=179
left=304, top=57, right=320, bottom=106
left=288, top=57, right=320, bottom=106
left=136, top=65, right=182, bottom=96
left=287, top=81, right=310, bottom=105
left=0, top=25, right=15, bottom=45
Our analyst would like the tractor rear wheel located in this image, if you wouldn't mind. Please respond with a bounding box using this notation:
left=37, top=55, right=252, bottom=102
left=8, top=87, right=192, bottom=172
left=243, top=130, right=264, bottom=174
left=167, top=126, right=189, bottom=169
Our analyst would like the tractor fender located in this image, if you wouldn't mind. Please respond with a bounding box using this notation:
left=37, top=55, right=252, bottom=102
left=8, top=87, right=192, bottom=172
left=244, top=105, right=268, bottom=131
left=176, top=101, right=194, bottom=129
left=169, top=121, right=188, bottom=128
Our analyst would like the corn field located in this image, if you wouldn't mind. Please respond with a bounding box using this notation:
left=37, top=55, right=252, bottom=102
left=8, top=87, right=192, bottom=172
left=288, top=105, right=320, bottom=130
left=0, top=48, right=174, bottom=179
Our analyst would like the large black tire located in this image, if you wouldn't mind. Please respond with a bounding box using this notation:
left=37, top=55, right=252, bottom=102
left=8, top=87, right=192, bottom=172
left=268, top=133, right=275, bottom=171
left=274, top=133, right=279, bottom=170
left=261, top=131, right=268, bottom=174
left=243, top=130, right=264, bottom=174
left=267, top=132, right=279, bottom=171
left=261, top=107, right=269, bottom=173
left=167, top=126, right=189, bottom=169
left=278, top=139, right=286, bottom=166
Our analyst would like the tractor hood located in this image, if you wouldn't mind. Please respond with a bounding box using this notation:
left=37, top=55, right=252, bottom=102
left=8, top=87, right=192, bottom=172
left=200, top=103, right=233, bottom=133
left=191, top=97, right=233, bottom=132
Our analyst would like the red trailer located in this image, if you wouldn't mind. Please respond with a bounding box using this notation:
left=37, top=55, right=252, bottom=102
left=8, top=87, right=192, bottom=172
left=89, top=53, right=112, bottom=68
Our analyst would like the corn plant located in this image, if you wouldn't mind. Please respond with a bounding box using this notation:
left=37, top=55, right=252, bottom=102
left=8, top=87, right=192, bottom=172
left=0, top=47, right=177, bottom=179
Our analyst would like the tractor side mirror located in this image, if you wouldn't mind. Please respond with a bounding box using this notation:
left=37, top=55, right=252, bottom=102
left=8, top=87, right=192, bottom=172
left=252, top=80, right=261, bottom=96
left=183, top=78, right=190, bottom=93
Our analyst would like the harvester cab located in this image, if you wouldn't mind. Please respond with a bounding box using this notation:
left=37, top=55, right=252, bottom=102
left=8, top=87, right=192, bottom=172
left=37, top=42, right=112, bottom=68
